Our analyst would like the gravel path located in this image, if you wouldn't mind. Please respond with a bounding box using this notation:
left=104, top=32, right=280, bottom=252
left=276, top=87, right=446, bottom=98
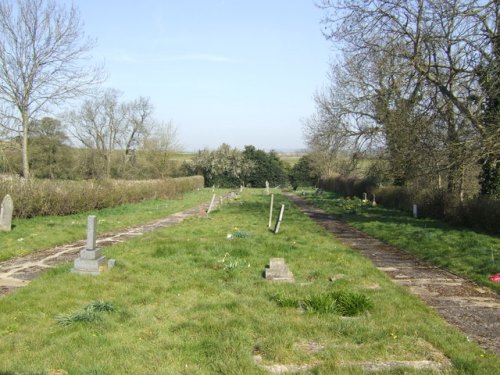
left=0, top=195, right=226, bottom=297
left=284, top=192, right=500, bottom=356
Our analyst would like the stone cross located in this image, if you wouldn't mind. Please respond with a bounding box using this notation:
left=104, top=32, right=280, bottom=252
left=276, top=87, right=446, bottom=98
left=86, top=215, right=97, bottom=250
left=72, top=215, right=114, bottom=275
left=274, top=204, right=285, bottom=234
left=0, top=194, right=13, bottom=232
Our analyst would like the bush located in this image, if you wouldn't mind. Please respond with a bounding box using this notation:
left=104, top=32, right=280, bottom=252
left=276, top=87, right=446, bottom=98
left=0, top=175, right=204, bottom=218
left=320, top=176, right=377, bottom=197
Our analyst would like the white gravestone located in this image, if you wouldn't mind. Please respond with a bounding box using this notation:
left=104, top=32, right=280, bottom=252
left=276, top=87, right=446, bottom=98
left=0, top=194, right=13, bottom=232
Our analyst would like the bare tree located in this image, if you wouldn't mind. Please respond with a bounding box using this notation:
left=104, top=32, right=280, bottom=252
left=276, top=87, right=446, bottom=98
left=123, top=97, right=154, bottom=163
left=68, top=89, right=126, bottom=178
left=0, top=0, right=103, bottom=178
left=318, top=0, right=500, bottom=196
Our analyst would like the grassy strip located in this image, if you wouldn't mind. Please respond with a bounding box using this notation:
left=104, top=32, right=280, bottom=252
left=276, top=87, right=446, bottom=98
left=0, top=190, right=497, bottom=374
left=301, top=190, right=500, bottom=293
left=0, top=188, right=228, bottom=262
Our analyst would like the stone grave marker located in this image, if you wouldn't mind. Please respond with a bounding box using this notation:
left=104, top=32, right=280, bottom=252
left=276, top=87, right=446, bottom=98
left=274, top=204, right=285, bottom=234
left=265, top=180, right=270, bottom=195
left=413, top=204, right=418, bottom=218
left=264, top=258, right=294, bottom=282
left=72, top=215, right=114, bottom=275
left=268, top=194, right=274, bottom=228
left=363, top=192, right=368, bottom=202
left=0, top=194, right=13, bottom=232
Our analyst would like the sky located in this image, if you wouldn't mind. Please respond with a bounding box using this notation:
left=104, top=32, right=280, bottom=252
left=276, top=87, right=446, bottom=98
left=70, top=0, right=333, bottom=151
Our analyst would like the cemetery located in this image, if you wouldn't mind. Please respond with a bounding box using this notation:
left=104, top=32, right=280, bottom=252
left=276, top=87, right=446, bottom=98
left=0, top=188, right=498, bottom=374
left=0, top=0, right=498, bottom=373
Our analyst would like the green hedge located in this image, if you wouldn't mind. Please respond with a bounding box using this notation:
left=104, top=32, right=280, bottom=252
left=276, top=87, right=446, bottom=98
left=0, top=176, right=204, bottom=218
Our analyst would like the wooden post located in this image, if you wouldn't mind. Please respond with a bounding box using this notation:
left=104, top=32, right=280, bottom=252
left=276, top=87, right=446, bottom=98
left=268, top=194, right=274, bottom=228
left=207, top=194, right=216, bottom=214
left=274, top=204, right=285, bottom=234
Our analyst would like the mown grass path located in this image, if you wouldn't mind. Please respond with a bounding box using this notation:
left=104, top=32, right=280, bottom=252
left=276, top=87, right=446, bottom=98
left=0, top=195, right=223, bottom=297
left=284, top=192, right=500, bottom=356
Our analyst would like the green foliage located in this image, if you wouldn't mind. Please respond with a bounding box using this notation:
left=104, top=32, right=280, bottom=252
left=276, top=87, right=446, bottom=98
left=184, top=144, right=251, bottom=187
left=183, top=144, right=290, bottom=188
left=271, top=290, right=373, bottom=316
left=242, top=145, right=289, bottom=187
left=0, top=176, right=204, bottom=218
left=55, top=301, right=116, bottom=326
left=288, top=154, right=319, bottom=190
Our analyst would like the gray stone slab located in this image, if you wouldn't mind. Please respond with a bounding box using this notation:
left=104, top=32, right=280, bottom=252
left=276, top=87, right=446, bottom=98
left=265, top=257, right=294, bottom=282
left=72, top=256, right=107, bottom=275
left=0, top=194, right=13, bottom=232
left=79, top=249, right=102, bottom=260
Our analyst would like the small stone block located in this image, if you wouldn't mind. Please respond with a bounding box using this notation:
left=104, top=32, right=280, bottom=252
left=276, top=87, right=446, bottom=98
left=265, top=257, right=294, bottom=282
left=108, top=259, right=116, bottom=268
left=72, top=256, right=107, bottom=275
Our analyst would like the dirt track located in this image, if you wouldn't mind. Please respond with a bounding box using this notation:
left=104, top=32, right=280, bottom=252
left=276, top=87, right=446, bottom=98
left=284, top=192, right=500, bottom=356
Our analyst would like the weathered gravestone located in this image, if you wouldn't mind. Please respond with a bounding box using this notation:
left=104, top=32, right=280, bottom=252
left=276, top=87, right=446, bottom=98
left=264, top=258, right=294, bottom=282
left=72, top=215, right=114, bottom=275
left=0, top=194, right=13, bottom=232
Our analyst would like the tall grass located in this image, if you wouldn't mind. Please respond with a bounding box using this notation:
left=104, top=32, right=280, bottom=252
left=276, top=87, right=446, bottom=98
left=0, top=176, right=204, bottom=218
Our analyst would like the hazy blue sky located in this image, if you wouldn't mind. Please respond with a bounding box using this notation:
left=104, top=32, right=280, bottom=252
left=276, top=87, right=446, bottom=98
left=72, top=0, right=332, bottom=151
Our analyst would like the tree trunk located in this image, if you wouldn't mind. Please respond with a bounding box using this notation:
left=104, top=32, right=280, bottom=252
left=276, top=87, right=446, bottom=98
left=21, top=110, right=30, bottom=179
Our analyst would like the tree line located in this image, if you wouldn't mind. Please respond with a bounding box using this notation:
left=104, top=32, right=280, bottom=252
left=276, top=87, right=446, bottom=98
left=0, top=0, right=183, bottom=180
left=306, top=0, right=499, bottom=200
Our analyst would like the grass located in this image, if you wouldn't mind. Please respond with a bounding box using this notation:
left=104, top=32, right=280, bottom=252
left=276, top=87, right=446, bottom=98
left=0, top=189, right=498, bottom=374
left=0, top=188, right=228, bottom=262
left=301, top=190, right=500, bottom=293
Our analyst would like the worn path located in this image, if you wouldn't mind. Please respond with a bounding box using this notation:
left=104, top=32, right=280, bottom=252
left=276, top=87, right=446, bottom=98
left=284, top=192, right=500, bottom=356
left=0, top=194, right=228, bottom=297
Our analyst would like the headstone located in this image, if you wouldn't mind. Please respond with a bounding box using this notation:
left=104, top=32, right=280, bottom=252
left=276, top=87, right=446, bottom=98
left=413, top=204, right=418, bottom=218
left=264, top=258, right=294, bottom=282
left=240, top=185, right=244, bottom=193
left=0, top=194, right=13, bottom=232
left=372, top=194, right=377, bottom=206
left=265, top=180, right=270, bottom=195
left=362, top=193, right=368, bottom=202
left=268, top=194, right=274, bottom=228
left=274, top=204, right=285, bottom=234
left=72, top=215, right=113, bottom=275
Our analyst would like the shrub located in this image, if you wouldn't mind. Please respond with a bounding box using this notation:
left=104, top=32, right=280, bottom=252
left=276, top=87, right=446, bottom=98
left=0, top=175, right=204, bottom=218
